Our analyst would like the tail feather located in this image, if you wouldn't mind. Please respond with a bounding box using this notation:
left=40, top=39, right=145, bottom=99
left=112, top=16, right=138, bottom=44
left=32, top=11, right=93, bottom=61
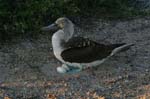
left=110, top=43, right=134, bottom=56
left=111, top=43, right=126, bottom=49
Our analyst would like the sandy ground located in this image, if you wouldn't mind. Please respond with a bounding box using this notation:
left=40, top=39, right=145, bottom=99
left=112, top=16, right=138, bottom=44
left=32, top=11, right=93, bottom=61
left=0, top=17, right=150, bottom=99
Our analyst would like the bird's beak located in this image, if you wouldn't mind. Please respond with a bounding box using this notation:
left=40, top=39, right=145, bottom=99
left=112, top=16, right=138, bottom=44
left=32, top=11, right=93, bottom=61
left=41, top=23, right=59, bottom=32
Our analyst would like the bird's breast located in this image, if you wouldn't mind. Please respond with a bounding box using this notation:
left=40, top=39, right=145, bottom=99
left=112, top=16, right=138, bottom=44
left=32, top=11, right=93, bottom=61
left=52, top=32, right=66, bottom=62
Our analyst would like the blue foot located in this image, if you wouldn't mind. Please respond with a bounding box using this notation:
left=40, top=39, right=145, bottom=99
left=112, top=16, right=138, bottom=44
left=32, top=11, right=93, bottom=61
left=57, top=64, right=82, bottom=74
left=66, top=66, right=82, bottom=74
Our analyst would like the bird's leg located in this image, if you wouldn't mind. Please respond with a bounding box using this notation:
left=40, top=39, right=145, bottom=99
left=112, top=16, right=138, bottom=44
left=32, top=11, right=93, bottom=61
left=75, top=64, right=83, bottom=71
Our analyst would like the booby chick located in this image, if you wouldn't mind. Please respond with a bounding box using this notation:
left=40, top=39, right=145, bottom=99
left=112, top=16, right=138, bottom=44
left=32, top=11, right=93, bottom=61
left=42, top=17, right=133, bottom=74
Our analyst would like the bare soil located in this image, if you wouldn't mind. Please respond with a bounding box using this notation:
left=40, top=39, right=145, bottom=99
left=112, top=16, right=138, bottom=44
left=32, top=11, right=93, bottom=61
left=0, top=17, right=150, bottom=99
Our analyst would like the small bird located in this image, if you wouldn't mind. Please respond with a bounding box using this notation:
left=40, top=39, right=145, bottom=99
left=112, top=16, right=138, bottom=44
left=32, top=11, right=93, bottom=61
left=42, top=17, right=133, bottom=74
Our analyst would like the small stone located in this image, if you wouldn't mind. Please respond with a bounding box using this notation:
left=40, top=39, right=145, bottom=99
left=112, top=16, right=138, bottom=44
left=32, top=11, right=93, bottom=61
left=124, top=80, right=129, bottom=83
left=50, top=47, right=53, bottom=51
left=64, top=83, right=67, bottom=87
left=145, top=69, right=149, bottom=72
left=118, top=76, right=122, bottom=79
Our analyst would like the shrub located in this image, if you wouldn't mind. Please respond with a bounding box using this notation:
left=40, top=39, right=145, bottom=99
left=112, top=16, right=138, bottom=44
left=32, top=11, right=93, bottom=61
left=0, top=0, right=148, bottom=42
left=0, top=0, right=79, bottom=42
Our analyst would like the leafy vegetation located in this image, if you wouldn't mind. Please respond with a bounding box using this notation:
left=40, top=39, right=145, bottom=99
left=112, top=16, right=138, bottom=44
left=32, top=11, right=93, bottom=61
left=0, top=0, right=149, bottom=42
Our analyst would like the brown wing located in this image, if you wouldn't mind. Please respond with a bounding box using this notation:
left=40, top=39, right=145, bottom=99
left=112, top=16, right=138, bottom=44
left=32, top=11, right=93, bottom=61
left=64, top=37, right=96, bottom=48
left=61, top=37, right=125, bottom=63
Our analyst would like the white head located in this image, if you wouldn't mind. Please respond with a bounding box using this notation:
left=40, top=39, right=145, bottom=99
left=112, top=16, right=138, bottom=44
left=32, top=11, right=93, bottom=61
left=41, top=17, right=74, bottom=40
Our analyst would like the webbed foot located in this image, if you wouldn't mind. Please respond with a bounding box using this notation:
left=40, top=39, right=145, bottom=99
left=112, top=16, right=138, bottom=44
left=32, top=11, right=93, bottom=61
left=57, top=64, right=83, bottom=74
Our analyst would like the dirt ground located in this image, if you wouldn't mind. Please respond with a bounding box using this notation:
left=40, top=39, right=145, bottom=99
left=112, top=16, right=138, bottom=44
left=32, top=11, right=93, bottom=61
left=0, top=17, right=150, bottom=99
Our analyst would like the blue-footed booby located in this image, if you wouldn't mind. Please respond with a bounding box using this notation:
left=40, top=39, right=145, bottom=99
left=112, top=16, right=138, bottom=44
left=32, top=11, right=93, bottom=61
left=42, top=17, right=133, bottom=74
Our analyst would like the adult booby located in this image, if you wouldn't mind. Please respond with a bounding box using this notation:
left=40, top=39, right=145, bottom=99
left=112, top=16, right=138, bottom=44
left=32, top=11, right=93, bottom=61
left=42, top=17, right=133, bottom=74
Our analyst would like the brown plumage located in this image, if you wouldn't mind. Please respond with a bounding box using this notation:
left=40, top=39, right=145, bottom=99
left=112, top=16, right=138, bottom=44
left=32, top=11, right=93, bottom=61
left=61, top=37, right=126, bottom=63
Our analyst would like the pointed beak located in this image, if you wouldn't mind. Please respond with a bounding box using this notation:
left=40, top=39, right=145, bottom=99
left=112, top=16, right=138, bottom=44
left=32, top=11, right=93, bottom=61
left=41, top=23, right=59, bottom=32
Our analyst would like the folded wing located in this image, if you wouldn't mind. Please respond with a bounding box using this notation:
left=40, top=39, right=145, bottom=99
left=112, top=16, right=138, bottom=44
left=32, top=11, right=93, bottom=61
left=61, top=37, right=126, bottom=63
